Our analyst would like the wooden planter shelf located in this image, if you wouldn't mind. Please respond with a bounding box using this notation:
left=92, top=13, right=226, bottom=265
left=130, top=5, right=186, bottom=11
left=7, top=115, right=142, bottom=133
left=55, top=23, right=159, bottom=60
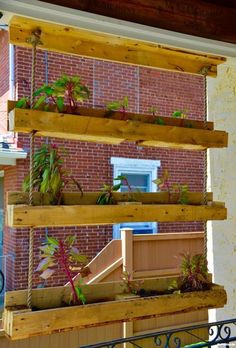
left=8, top=106, right=228, bottom=150
left=3, top=277, right=227, bottom=340
left=7, top=191, right=227, bottom=228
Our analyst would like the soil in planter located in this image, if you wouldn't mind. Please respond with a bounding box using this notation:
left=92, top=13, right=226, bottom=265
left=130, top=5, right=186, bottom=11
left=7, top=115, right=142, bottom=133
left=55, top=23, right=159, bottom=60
left=137, top=289, right=166, bottom=297
left=180, top=282, right=212, bottom=293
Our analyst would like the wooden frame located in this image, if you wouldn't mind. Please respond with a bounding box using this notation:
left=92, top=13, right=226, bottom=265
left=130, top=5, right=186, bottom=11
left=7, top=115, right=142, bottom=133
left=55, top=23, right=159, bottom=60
left=7, top=191, right=214, bottom=205
left=4, top=12, right=229, bottom=344
left=7, top=203, right=227, bottom=228
left=9, top=16, right=226, bottom=77
left=8, top=107, right=228, bottom=150
left=6, top=191, right=226, bottom=228
left=3, top=278, right=227, bottom=340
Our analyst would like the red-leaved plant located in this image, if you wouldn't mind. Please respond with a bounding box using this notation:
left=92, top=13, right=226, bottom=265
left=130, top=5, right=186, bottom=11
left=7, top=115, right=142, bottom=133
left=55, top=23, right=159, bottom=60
left=16, top=74, right=90, bottom=114
left=153, top=169, right=189, bottom=204
left=36, top=235, right=90, bottom=305
left=106, top=96, right=129, bottom=120
left=180, top=253, right=211, bottom=292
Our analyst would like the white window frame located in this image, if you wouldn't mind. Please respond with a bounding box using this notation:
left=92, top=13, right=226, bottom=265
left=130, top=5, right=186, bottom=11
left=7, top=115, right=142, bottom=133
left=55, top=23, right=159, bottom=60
left=111, top=157, right=161, bottom=238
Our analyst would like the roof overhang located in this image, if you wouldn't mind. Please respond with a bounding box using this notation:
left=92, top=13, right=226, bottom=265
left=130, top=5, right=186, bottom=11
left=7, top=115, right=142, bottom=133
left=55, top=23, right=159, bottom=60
left=0, top=149, right=27, bottom=166
left=0, top=0, right=236, bottom=58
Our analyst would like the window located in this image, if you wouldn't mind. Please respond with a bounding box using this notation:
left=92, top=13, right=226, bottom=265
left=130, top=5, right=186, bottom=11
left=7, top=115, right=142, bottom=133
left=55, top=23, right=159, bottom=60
left=111, top=157, right=160, bottom=238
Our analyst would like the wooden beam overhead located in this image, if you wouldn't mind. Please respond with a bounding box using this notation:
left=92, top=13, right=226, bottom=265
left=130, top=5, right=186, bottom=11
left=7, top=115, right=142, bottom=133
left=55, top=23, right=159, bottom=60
left=39, top=0, right=236, bottom=45
left=9, top=16, right=226, bottom=76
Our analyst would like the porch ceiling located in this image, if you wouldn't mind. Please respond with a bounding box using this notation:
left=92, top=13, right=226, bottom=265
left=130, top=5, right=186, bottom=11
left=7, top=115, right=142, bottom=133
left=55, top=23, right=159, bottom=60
left=39, top=0, right=236, bottom=45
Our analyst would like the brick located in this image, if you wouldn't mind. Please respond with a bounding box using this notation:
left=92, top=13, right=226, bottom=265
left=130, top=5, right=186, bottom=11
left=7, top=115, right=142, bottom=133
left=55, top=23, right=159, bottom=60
left=0, top=43, right=205, bottom=290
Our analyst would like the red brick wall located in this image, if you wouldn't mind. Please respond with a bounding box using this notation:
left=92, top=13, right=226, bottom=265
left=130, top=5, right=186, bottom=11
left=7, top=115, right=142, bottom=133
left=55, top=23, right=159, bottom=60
left=0, top=31, right=9, bottom=132
left=1, top=44, right=205, bottom=290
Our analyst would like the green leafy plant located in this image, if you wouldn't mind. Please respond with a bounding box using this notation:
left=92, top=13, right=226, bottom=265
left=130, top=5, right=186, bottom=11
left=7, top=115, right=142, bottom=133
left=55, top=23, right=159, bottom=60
left=16, top=74, right=90, bottom=114
left=149, top=106, right=165, bottom=125
left=120, top=270, right=143, bottom=295
left=36, top=235, right=90, bottom=305
left=23, top=144, right=83, bottom=204
left=96, top=175, right=133, bottom=205
left=180, top=253, right=211, bottom=292
left=167, top=280, right=180, bottom=294
left=172, top=109, right=189, bottom=127
left=153, top=169, right=189, bottom=204
left=172, top=109, right=188, bottom=119
left=106, top=96, right=129, bottom=120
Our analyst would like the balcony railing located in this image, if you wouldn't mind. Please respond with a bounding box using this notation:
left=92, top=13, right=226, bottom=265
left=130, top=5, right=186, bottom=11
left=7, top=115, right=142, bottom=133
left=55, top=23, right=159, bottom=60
left=81, top=318, right=236, bottom=348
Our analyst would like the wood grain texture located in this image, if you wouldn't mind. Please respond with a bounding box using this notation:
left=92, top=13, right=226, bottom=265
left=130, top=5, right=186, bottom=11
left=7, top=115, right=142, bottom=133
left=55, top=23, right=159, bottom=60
left=8, top=108, right=228, bottom=150
left=121, top=229, right=133, bottom=277
left=6, top=204, right=227, bottom=228
left=8, top=100, right=214, bottom=130
left=7, top=191, right=214, bottom=206
left=74, top=239, right=122, bottom=284
left=9, top=16, right=225, bottom=76
left=3, top=284, right=226, bottom=340
left=39, top=0, right=236, bottom=44
left=74, top=232, right=203, bottom=284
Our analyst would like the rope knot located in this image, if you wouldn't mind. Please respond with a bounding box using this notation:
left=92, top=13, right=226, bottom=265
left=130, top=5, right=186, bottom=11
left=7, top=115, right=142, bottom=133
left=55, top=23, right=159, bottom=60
left=26, top=28, right=42, bottom=47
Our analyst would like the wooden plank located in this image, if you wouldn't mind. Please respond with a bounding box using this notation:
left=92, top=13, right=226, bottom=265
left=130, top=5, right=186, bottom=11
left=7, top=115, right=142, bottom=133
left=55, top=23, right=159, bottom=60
left=3, top=285, right=226, bottom=340
left=7, top=191, right=214, bottom=206
left=121, top=229, right=133, bottom=276
left=73, top=239, right=122, bottom=284
left=133, top=232, right=204, bottom=273
left=8, top=108, right=228, bottom=150
left=133, top=231, right=204, bottom=242
left=9, top=16, right=226, bottom=77
left=7, top=101, right=214, bottom=130
left=4, top=277, right=181, bottom=308
left=133, top=268, right=180, bottom=278
left=6, top=204, right=227, bottom=228
left=87, top=258, right=123, bottom=284
left=74, top=232, right=203, bottom=285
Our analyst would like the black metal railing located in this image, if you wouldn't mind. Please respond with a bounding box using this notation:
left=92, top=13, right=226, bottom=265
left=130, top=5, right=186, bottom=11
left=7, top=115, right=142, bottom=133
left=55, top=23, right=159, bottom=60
left=81, top=318, right=236, bottom=348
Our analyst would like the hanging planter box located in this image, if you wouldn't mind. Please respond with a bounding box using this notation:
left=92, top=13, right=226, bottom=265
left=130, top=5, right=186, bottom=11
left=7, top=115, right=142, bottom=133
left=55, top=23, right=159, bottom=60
left=8, top=105, right=228, bottom=150
left=6, top=191, right=227, bottom=228
left=3, top=277, right=227, bottom=340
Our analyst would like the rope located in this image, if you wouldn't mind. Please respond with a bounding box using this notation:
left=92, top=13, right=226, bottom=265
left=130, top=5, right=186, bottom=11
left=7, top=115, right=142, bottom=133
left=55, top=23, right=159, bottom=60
left=27, top=29, right=41, bottom=309
left=203, top=75, right=208, bottom=261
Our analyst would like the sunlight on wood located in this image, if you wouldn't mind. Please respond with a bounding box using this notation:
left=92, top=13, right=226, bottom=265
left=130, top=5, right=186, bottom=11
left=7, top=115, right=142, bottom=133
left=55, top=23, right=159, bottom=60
left=9, top=16, right=226, bottom=77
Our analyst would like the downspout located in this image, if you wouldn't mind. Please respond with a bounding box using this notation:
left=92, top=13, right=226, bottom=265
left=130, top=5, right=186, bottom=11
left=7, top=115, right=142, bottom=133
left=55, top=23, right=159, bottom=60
left=9, top=43, right=15, bottom=100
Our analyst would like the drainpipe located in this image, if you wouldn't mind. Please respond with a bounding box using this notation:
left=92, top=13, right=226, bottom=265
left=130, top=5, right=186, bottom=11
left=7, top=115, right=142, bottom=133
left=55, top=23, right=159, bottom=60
left=9, top=44, right=15, bottom=100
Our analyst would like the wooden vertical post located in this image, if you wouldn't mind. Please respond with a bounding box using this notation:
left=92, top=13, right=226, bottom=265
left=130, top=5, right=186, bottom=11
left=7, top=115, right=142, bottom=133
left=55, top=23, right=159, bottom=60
left=121, top=228, right=133, bottom=276
left=121, top=228, right=134, bottom=347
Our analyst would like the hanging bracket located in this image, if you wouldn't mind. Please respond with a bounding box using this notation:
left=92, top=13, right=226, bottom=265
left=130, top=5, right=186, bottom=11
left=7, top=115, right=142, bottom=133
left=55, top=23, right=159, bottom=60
left=198, top=65, right=212, bottom=76
left=26, top=28, right=42, bottom=47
